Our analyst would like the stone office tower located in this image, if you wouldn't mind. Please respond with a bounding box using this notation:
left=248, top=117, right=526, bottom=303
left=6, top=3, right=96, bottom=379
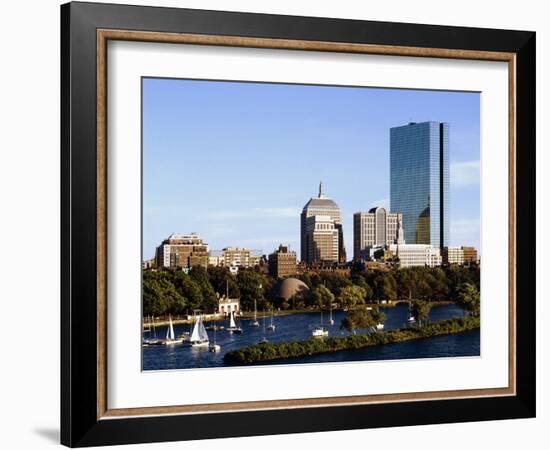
left=300, top=182, right=346, bottom=264
left=390, top=122, right=450, bottom=248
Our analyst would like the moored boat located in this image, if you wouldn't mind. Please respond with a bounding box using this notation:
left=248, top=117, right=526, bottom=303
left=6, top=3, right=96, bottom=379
left=227, top=311, right=243, bottom=334
left=162, top=315, right=184, bottom=345
left=190, top=315, right=209, bottom=347
left=250, top=299, right=260, bottom=327
left=267, top=308, right=276, bottom=331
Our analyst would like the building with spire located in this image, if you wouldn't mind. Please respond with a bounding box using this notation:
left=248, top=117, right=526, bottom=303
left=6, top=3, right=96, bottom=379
left=353, top=207, right=405, bottom=260
left=300, top=182, right=346, bottom=264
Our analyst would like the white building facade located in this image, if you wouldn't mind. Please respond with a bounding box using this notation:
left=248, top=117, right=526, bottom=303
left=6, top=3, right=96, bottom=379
left=388, top=244, right=442, bottom=268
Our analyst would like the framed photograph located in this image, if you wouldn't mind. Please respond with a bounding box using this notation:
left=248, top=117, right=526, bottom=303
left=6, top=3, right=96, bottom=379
left=61, top=1, right=535, bottom=447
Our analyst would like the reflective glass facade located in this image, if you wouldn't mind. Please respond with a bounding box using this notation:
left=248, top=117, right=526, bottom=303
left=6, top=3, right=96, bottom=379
left=390, top=122, right=449, bottom=248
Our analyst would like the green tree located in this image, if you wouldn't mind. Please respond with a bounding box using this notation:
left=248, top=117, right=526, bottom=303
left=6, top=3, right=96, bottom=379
left=237, top=270, right=265, bottom=311
left=338, top=285, right=367, bottom=308
left=189, top=266, right=218, bottom=311
left=173, top=273, right=203, bottom=312
left=412, top=300, right=432, bottom=326
left=207, top=266, right=240, bottom=298
left=318, top=271, right=352, bottom=296
left=371, top=273, right=397, bottom=301
left=340, top=306, right=385, bottom=333
left=142, top=271, right=187, bottom=317
left=457, top=282, right=480, bottom=317
left=309, top=285, right=335, bottom=309
left=396, top=268, right=417, bottom=300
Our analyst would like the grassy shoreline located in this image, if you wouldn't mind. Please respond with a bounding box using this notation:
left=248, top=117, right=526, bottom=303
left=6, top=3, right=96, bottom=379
left=223, top=316, right=480, bottom=365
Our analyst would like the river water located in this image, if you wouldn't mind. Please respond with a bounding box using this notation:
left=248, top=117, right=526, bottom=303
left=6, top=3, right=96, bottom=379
left=142, top=303, right=479, bottom=371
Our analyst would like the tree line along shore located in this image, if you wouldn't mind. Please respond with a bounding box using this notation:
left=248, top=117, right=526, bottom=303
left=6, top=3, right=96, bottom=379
left=223, top=316, right=481, bottom=365
left=143, top=263, right=480, bottom=319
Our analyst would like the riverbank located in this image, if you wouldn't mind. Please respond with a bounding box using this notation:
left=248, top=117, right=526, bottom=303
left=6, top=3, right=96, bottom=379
left=223, top=316, right=480, bottom=365
left=144, top=300, right=457, bottom=328
left=144, top=300, right=456, bottom=328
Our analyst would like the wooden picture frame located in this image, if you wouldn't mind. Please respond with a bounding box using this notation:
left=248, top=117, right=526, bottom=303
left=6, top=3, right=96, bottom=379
left=61, top=1, right=535, bottom=447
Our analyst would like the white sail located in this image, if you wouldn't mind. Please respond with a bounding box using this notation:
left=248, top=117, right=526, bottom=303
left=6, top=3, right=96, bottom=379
left=190, top=316, right=202, bottom=342
left=198, top=317, right=209, bottom=342
left=229, top=311, right=237, bottom=328
left=167, top=316, right=175, bottom=340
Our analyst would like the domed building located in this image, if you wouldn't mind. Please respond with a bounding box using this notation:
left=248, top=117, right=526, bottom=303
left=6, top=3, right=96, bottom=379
left=270, top=277, right=310, bottom=302
left=300, top=182, right=346, bottom=264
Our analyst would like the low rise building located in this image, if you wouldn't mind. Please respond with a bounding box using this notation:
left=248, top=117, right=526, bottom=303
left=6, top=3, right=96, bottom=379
left=142, top=258, right=155, bottom=269
left=155, top=233, right=209, bottom=269
left=218, top=296, right=240, bottom=316
left=442, top=247, right=465, bottom=265
left=208, top=247, right=263, bottom=268
left=268, top=244, right=297, bottom=278
left=462, top=246, right=478, bottom=265
left=388, top=244, right=442, bottom=268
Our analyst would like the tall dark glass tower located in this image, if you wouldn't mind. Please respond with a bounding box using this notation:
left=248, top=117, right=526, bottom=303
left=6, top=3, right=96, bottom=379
left=390, top=122, right=450, bottom=248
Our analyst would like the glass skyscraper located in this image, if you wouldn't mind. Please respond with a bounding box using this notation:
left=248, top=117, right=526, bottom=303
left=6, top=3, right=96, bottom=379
left=390, top=121, right=450, bottom=248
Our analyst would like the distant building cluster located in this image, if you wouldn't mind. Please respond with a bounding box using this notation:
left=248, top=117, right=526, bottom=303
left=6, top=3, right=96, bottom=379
left=154, top=235, right=264, bottom=273
left=208, top=247, right=263, bottom=270
left=146, top=121, right=478, bottom=274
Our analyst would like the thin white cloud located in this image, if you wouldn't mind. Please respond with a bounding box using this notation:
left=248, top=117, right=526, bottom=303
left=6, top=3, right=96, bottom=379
left=450, top=218, right=480, bottom=248
left=206, top=207, right=300, bottom=221
left=451, top=160, right=480, bottom=187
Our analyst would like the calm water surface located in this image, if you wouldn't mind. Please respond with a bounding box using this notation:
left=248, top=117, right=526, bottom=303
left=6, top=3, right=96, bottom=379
left=142, top=303, right=479, bottom=371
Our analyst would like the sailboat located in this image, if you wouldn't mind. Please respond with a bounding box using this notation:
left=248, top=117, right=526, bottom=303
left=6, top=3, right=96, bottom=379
left=163, top=315, right=184, bottom=345
left=329, top=302, right=335, bottom=326
left=227, top=311, right=243, bottom=334
left=407, top=302, right=416, bottom=324
left=209, top=323, right=221, bottom=352
left=142, top=316, right=160, bottom=346
left=250, top=299, right=260, bottom=327
left=259, top=310, right=269, bottom=344
left=312, top=309, right=329, bottom=337
left=267, top=308, right=276, bottom=331
left=190, top=315, right=209, bottom=347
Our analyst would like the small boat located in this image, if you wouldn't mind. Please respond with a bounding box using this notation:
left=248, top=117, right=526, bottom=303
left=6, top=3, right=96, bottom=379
left=162, top=315, right=184, bottom=345
left=312, top=327, right=329, bottom=337
left=312, top=309, right=329, bottom=337
left=329, top=302, right=335, bottom=326
left=227, top=311, right=243, bottom=334
left=376, top=323, right=385, bottom=331
left=267, top=308, right=276, bottom=331
left=259, top=311, right=269, bottom=344
left=250, top=299, right=260, bottom=327
left=178, top=331, right=190, bottom=341
left=142, top=316, right=160, bottom=346
left=190, top=315, right=209, bottom=347
left=407, top=303, right=416, bottom=324
left=209, top=326, right=221, bottom=352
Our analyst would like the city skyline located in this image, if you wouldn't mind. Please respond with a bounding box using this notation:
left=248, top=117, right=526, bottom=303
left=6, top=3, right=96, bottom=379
left=143, top=78, right=480, bottom=260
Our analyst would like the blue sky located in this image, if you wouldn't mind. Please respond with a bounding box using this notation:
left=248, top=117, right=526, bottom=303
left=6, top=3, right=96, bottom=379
left=143, top=78, right=480, bottom=260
